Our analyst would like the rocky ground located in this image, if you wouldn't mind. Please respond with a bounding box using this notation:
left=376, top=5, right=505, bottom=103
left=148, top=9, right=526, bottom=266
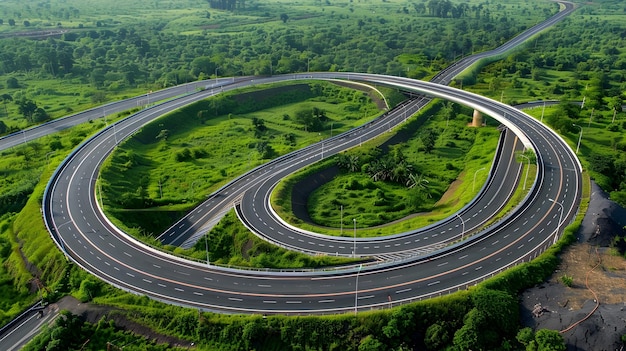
left=520, top=182, right=626, bottom=351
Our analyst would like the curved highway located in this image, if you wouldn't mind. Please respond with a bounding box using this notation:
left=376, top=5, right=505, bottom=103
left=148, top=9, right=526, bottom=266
left=39, top=2, right=581, bottom=313
left=42, top=73, right=581, bottom=314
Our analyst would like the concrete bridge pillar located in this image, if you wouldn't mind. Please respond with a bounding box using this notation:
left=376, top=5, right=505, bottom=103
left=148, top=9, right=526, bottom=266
left=472, top=109, right=483, bottom=127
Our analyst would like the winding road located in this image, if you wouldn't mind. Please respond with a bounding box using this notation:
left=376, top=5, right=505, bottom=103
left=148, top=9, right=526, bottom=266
left=35, top=2, right=582, bottom=314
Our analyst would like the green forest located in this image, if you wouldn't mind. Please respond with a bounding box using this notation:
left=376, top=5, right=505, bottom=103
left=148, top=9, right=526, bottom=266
left=1, top=0, right=626, bottom=350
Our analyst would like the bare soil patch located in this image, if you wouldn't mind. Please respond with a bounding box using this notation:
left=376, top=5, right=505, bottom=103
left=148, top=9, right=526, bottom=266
left=520, top=182, right=626, bottom=351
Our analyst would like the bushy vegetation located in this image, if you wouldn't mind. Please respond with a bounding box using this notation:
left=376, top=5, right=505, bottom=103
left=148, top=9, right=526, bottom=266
left=273, top=100, right=500, bottom=236
left=0, top=0, right=555, bottom=131
left=99, top=81, right=380, bottom=238
left=307, top=102, right=489, bottom=229
left=22, top=310, right=179, bottom=351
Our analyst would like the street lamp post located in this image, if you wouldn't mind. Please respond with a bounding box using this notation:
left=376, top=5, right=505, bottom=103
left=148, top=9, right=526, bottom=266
left=548, top=198, right=563, bottom=245
left=456, top=214, right=465, bottom=240
left=473, top=167, right=486, bottom=192
left=518, top=153, right=531, bottom=190
left=573, top=124, right=582, bottom=154
left=353, top=218, right=357, bottom=258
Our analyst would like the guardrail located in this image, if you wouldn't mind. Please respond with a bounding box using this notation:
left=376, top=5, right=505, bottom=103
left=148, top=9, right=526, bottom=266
left=0, top=300, right=44, bottom=337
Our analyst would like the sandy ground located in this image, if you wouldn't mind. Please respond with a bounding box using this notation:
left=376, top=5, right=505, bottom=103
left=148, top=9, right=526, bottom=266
left=520, top=182, right=626, bottom=351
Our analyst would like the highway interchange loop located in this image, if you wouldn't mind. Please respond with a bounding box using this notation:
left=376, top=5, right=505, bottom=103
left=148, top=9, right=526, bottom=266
left=33, top=2, right=582, bottom=313
left=40, top=70, right=582, bottom=313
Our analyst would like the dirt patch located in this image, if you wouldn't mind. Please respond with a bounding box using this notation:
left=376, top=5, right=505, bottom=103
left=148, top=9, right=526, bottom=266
left=520, top=182, right=626, bottom=351
left=553, top=244, right=626, bottom=308
left=435, top=177, right=463, bottom=207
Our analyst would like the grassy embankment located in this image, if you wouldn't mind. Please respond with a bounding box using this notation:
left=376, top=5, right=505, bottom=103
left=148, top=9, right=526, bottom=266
left=0, top=115, right=130, bottom=326
left=272, top=99, right=507, bottom=237
left=98, top=80, right=386, bottom=267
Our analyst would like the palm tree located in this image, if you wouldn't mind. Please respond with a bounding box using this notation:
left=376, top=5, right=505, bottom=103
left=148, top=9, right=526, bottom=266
left=347, top=155, right=360, bottom=172
left=407, top=173, right=430, bottom=197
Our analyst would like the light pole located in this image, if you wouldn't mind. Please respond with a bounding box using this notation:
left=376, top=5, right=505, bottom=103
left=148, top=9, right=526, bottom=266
left=518, top=153, right=531, bottom=190
left=354, top=264, right=362, bottom=315
left=473, top=167, right=486, bottom=192
left=548, top=198, right=563, bottom=245
left=456, top=214, right=465, bottom=240
left=573, top=124, right=582, bottom=154
left=353, top=218, right=357, bottom=258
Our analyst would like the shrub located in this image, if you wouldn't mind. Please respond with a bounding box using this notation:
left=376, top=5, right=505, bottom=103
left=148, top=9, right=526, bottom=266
left=560, top=274, right=573, bottom=287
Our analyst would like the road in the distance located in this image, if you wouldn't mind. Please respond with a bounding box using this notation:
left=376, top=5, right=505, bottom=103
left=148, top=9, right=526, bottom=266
left=0, top=79, right=236, bottom=151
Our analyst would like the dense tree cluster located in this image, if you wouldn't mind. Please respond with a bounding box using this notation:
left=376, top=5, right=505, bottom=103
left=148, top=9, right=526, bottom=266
left=0, top=2, right=553, bottom=93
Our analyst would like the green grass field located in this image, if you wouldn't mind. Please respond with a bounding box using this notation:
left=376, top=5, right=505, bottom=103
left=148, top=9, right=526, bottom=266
left=272, top=100, right=502, bottom=237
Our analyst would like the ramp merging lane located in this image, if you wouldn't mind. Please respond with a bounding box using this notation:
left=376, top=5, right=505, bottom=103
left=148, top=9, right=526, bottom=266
left=37, top=1, right=581, bottom=313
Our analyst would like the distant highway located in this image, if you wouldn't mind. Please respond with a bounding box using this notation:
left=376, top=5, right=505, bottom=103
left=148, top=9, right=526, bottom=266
left=0, top=79, right=235, bottom=151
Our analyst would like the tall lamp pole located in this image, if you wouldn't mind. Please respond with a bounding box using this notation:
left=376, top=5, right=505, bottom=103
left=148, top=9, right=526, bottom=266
left=519, top=153, right=530, bottom=190
left=205, top=234, right=210, bottom=266
left=573, top=124, right=583, bottom=154
left=473, top=167, right=486, bottom=192
left=456, top=214, right=465, bottom=240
